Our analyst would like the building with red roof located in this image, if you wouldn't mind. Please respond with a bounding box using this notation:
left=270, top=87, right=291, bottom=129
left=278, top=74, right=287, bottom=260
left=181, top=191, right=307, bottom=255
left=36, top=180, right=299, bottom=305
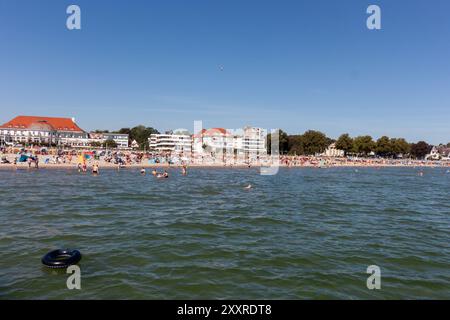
left=0, top=115, right=89, bottom=146
left=193, top=127, right=233, bottom=155
left=193, top=126, right=267, bottom=159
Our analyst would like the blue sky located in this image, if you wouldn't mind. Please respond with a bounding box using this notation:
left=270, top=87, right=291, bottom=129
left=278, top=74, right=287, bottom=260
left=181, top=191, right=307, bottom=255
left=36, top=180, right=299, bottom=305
left=0, top=0, right=449, bottom=143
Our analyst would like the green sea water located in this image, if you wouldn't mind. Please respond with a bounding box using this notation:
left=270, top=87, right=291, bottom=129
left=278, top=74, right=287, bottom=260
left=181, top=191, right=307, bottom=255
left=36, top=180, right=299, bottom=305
left=0, top=167, right=449, bottom=299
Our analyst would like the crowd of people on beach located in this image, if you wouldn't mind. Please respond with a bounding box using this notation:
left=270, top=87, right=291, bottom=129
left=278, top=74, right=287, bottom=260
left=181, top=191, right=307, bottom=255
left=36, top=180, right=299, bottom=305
left=0, top=146, right=449, bottom=171
left=277, top=155, right=447, bottom=168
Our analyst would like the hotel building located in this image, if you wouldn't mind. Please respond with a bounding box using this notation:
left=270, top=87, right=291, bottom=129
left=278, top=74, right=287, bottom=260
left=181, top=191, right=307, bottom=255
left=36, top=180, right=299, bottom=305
left=0, top=115, right=89, bottom=147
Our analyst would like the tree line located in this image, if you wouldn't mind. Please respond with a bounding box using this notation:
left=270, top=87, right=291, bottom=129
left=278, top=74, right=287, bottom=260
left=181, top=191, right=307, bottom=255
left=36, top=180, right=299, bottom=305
left=93, top=125, right=159, bottom=149
left=268, top=130, right=446, bottom=159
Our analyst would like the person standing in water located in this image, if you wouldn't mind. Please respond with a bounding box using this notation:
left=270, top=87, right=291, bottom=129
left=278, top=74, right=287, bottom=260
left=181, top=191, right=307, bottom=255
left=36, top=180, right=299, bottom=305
left=182, top=164, right=187, bottom=175
left=92, top=162, right=99, bottom=175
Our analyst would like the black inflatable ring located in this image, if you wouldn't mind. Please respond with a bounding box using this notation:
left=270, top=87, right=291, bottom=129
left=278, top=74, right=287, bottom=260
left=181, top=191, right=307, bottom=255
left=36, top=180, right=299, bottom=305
left=42, top=249, right=82, bottom=269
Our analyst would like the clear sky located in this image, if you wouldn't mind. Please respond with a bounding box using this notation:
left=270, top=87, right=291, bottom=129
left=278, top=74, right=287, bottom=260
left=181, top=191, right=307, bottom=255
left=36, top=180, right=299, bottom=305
left=0, top=0, right=449, bottom=144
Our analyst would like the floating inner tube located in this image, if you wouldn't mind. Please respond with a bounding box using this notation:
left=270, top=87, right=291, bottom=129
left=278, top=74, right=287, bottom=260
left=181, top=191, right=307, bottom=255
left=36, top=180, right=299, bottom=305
left=42, top=249, right=82, bottom=269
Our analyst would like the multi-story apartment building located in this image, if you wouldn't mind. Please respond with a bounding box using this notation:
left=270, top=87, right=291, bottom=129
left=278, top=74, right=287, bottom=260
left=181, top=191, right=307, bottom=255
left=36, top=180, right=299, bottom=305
left=193, top=127, right=267, bottom=157
left=103, top=133, right=129, bottom=148
left=149, top=130, right=191, bottom=154
left=89, top=132, right=129, bottom=149
left=240, top=126, right=267, bottom=156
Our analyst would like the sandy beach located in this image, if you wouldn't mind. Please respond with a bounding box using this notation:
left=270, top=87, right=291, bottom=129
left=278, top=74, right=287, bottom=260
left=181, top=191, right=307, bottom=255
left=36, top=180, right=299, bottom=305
left=1, top=153, right=448, bottom=170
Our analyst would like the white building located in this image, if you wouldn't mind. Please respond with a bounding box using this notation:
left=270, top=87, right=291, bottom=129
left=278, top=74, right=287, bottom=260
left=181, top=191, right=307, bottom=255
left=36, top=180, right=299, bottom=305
left=131, top=139, right=140, bottom=149
left=438, top=145, right=450, bottom=160
left=240, top=126, right=267, bottom=156
left=88, top=132, right=129, bottom=149
left=425, top=146, right=450, bottom=161
left=149, top=130, right=192, bottom=154
left=193, top=128, right=234, bottom=155
left=103, top=133, right=129, bottom=148
left=193, top=127, right=267, bottom=158
left=322, top=143, right=345, bottom=157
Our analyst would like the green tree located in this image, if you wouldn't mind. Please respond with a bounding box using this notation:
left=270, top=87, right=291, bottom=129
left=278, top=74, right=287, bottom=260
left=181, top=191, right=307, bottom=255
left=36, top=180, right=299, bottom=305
left=410, top=141, right=431, bottom=159
left=335, top=133, right=353, bottom=155
left=266, top=129, right=289, bottom=155
left=352, top=135, right=375, bottom=155
left=115, top=128, right=131, bottom=135
left=129, top=125, right=159, bottom=150
left=326, top=137, right=335, bottom=146
left=288, top=135, right=304, bottom=155
left=103, top=139, right=117, bottom=148
left=300, top=130, right=329, bottom=155
left=376, top=136, right=392, bottom=157
left=279, top=130, right=289, bottom=154
left=390, top=138, right=410, bottom=157
left=90, top=141, right=102, bottom=148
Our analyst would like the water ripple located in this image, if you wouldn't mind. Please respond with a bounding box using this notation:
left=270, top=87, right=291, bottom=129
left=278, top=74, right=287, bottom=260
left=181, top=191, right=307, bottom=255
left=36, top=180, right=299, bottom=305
left=0, top=167, right=449, bottom=299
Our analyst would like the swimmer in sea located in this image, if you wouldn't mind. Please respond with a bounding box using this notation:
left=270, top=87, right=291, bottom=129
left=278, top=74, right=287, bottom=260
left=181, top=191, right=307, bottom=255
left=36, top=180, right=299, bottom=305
left=140, top=168, right=146, bottom=175
left=244, top=184, right=252, bottom=190
left=152, top=169, right=157, bottom=176
left=156, top=170, right=169, bottom=179
left=92, top=162, right=99, bottom=175
left=182, top=165, right=187, bottom=176
left=77, top=163, right=82, bottom=173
